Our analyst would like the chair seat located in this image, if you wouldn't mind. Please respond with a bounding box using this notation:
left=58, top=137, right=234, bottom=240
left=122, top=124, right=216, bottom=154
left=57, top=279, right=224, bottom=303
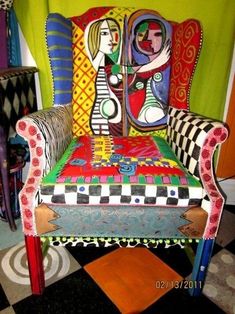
left=40, top=135, right=203, bottom=207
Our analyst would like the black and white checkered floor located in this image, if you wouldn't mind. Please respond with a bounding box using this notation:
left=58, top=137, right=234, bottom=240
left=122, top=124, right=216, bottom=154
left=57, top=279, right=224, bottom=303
left=0, top=205, right=234, bottom=314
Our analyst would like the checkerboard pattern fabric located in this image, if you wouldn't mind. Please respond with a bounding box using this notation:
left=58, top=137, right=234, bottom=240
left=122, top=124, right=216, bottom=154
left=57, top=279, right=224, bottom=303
left=167, top=107, right=222, bottom=180
left=40, top=183, right=202, bottom=207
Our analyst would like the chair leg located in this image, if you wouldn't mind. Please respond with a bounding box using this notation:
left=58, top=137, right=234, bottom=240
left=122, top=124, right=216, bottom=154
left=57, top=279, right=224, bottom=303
left=25, top=235, right=45, bottom=295
left=189, top=238, right=214, bottom=296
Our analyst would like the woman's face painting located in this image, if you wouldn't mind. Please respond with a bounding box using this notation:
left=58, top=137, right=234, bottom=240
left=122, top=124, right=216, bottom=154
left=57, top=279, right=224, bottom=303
left=136, top=21, right=163, bottom=56
left=99, top=20, right=120, bottom=55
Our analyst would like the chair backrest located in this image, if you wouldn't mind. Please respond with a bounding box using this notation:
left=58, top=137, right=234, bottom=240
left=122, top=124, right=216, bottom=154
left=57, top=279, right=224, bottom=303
left=46, top=7, right=202, bottom=137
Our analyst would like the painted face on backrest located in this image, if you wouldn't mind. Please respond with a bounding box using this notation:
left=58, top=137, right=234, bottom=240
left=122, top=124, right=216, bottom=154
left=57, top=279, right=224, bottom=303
left=135, top=20, right=163, bottom=56
left=99, top=19, right=120, bottom=55
left=86, top=18, right=120, bottom=61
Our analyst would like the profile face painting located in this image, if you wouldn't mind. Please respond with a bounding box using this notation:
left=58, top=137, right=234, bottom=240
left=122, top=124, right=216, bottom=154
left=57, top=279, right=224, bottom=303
left=85, top=12, right=172, bottom=135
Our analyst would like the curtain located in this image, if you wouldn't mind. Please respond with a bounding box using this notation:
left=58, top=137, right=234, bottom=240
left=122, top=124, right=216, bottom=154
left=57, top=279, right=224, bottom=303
left=14, top=0, right=235, bottom=119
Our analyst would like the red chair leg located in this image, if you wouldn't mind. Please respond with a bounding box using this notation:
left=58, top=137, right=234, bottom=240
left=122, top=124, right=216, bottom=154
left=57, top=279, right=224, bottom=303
left=25, top=235, right=45, bottom=295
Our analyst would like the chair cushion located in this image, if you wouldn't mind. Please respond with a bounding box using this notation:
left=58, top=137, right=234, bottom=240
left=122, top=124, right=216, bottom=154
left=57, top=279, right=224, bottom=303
left=40, top=135, right=203, bottom=207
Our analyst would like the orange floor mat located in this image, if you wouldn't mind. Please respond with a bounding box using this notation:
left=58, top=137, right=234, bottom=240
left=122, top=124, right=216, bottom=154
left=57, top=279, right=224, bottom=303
left=85, top=247, right=183, bottom=313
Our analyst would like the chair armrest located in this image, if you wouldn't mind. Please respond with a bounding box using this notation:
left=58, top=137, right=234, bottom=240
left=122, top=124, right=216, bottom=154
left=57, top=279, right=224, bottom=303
left=167, top=107, right=228, bottom=179
left=167, top=107, right=228, bottom=238
left=16, top=104, right=73, bottom=234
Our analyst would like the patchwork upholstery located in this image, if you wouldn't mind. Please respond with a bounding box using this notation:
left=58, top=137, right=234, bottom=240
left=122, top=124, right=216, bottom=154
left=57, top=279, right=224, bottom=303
left=16, top=8, right=228, bottom=243
left=15, top=7, right=229, bottom=297
left=40, top=134, right=202, bottom=208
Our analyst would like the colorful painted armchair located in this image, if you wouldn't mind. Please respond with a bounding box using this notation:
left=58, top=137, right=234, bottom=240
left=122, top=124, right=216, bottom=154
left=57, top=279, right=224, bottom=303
left=16, top=7, right=228, bottom=296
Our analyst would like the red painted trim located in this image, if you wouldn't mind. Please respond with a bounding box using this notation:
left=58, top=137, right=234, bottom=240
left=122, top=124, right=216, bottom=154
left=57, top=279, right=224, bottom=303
left=25, top=236, right=45, bottom=295
left=16, top=119, right=45, bottom=235
left=199, top=127, right=228, bottom=238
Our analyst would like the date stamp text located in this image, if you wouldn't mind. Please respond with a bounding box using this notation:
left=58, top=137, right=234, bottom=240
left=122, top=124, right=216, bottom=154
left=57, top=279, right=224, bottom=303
left=156, top=280, right=202, bottom=289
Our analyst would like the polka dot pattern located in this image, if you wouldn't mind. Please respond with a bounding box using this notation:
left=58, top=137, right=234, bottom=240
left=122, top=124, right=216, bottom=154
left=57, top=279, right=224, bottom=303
left=16, top=105, right=73, bottom=235
left=203, top=283, right=218, bottom=298
left=16, top=119, right=45, bottom=235
left=200, top=127, right=228, bottom=238
left=0, top=0, right=13, bottom=10
left=226, top=275, right=235, bottom=289
left=203, top=249, right=235, bottom=314
left=221, top=253, right=233, bottom=264
left=208, top=262, right=218, bottom=273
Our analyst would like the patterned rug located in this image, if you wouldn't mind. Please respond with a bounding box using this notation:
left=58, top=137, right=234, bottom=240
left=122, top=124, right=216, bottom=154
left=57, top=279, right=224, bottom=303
left=0, top=241, right=81, bottom=304
left=202, top=248, right=235, bottom=314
